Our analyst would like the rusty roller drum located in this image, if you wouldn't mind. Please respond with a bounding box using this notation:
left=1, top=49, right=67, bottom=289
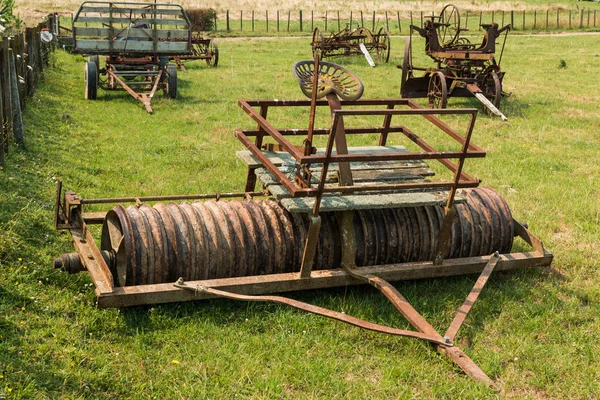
left=100, top=187, right=513, bottom=286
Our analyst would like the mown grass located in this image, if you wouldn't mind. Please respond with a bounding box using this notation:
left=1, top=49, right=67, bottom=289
left=0, top=34, right=599, bottom=398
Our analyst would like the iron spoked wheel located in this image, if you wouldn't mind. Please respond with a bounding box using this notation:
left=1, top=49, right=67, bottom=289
left=164, top=64, right=177, bottom=99
left=439, top=4, right=461, bottom=46
left=293, top=60, right=364, bottom=101
left=400, top=37, right=412, bottom=96
left=312, top=27, right=324, bottom=58
left=428, top=71, right=448, bottom=108
left=482, top=69, right=502, bottom=114
left=205, top=39, right=219, bottom=67
left=84, top=61, right=98, bottom=100
left=376, top=27, right=391, bottom=63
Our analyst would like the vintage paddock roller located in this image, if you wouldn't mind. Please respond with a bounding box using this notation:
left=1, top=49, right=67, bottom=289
left=54, top=58, right=552, bottom=388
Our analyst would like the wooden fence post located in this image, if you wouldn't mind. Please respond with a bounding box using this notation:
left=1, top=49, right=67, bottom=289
left=522, top=11, right=525, bottom=30
left=325, top=11, right=328, bottom=31
left=534, top=10, right=537, bottom=29
left=385, top=11, right=389, bottom=31
left=266, top=10, right=268, bottom=32
left=557, top=9, right=560, bottom=29
left=278, top=10, right=280, bottom=32
left=373, top=11, right=376, bottom=31
left=579, top=9, right=584, bottom=28
left=465, top=11, right=469, bottom=29
left=569, top=10, right=572, bottom=29
left=510, top=10, right=514, bottom=29
left=252, top=10, right=254, bottom=32
left=337, top=10, right=340, bottom=31
left=350, top=11, right=353, bottom=27
left=240, top=10, right=242, bottom=31
left=300, top=10, right=303, bottom=32
left=361, top=11, right=363, bottom=27
left=287, top=10, right=290, bottom=32
left=8, top=48, right=24, bottom=145
left=226, top=10, right=230, bottom=32
left=310, top=10, right=312, bottom=31
left=397, top=11, right=401, bottom=33
left=479, top=11, right=482, bottom=29
left=545, top=10, right=549, bottom=30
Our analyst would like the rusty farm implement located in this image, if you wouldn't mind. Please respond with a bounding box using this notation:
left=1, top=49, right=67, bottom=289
left=72, top=1, right=193, bottom=113
left=54, top=58, right=551, bottom=387
left=311, top=25, right=391, bottom=65
left=400, top=4, right=511, bottom=120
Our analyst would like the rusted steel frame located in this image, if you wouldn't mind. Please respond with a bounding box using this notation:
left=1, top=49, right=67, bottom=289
left=303, top=149, right=485, bottom=164
left=340, top=240, right=496, bottom=386
left=326, top=94, right=353, bottom=186
left=235, top=130, right=312, bottom=197
left=69, top=215, right=114, bottom=295
left=378, top=104, right=395, bottom=146
left=401, top=126, right=478, bottom=183
left=306, top=53, right=320, bottom=156
left=299, top=216, right=321, bottom=278
left=242, top=99, right=412, bottom=107
left=406, top=99, right=484, bottom=152
left=240, top=126, right=406, bottom=137
left=319, top=180, right=480, bottom=194
left=238, top=100, right=304, bottom=160
left=445, top=252, right=500, bottom=342
left=95, top=249, right=552, bottom=308
left=79, top=191, right=266, bottom=205
left=298, top=107, right=342, bottom=277
left=174, top=281, right=450, bottom=346
left=333, top=108, right=478, bottom=117
left=434, top=112, right=478, bottom=265
left=244, top=105, right=269, bottom=192
left=107, top=68, right=162, bottom=113
left=429, top=52, right=495, bottom=61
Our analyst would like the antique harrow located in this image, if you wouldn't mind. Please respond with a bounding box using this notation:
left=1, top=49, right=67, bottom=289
left=400, top=4, right=510, bottom=119
left=54, top=58, right=551, bottom=387
left=72, top=1, right=192, bottom=113
left=311, top=25, right=391, bottom=64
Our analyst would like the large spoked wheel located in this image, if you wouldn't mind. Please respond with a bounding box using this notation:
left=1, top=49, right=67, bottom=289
left=482, top=69, right=502, bottom=114
left=84, top=61, right=97, bottom=100
left=400, top=37, right=412, bottom=96
left=164, top=64, right=177, bottom=99
left=439, top=4, right=461, bottom=46
left=293, top=60, right=364, bottom=101
left=376, top=27, right=391, bottom=63
left=428, top=71, right=448, bottom=108
left=205, top=39, right=219, bottom=67
left=312, top=27, right=324, bottom=58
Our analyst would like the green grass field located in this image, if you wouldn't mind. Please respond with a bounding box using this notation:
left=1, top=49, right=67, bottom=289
left=1, top=34, right=600, bottom=398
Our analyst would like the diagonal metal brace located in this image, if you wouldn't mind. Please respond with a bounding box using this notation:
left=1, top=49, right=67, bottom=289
left=174, top=279, right=452, bottom=347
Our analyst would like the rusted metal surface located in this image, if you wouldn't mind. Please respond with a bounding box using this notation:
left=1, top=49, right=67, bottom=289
left=400, top=4, right=510, bottom=117
left=311, top=26, right=390, bottom=63
left=236, top=98, right=483, bottom=200
left=89, top=187, right=512, bottom=286
left=175, top=279, right=451, bottom=346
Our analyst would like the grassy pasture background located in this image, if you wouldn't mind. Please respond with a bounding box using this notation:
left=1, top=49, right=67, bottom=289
left=0, top=31, right=600, bottom=399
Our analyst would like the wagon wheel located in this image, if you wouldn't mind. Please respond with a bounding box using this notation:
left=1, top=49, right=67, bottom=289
left=482, top=69, right=502, bottom=114
left=163, top=64, right=178, bottom=99
left=84, top=61, right=98, bottom=100
left=293, top=60, right=364, bottom=101
left=205, top=39, right=219, bottom=67
left=439, top=4, right=461, bottom=46
left=376, top=27, right=391, bottom=63
left=428, top=71, right=447, bottom=108
left=400, top=37, right=413, bottom=96
left=312, top=27, right=324, bottom=58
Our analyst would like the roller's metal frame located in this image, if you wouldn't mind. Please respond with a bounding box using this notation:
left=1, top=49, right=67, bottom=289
left=54, top=95, right=552, bottom=388
left=311, top=26, right=391, bottom=63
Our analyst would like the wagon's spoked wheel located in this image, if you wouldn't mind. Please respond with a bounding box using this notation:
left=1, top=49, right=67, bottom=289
left=376, top=27, right=391, bottom=63
left=205, top=39, right=219, bottom=67
left=439, top=4, right=461, bottom=46
left=293, top=60, right=364, bottom=101
left=428, top=71, right=448, bottom=108
left=482, top=69, right=502, bottom=114
left=400, top=37, right=413, bottom=96
left=312, top=27, right=324, bottom=59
